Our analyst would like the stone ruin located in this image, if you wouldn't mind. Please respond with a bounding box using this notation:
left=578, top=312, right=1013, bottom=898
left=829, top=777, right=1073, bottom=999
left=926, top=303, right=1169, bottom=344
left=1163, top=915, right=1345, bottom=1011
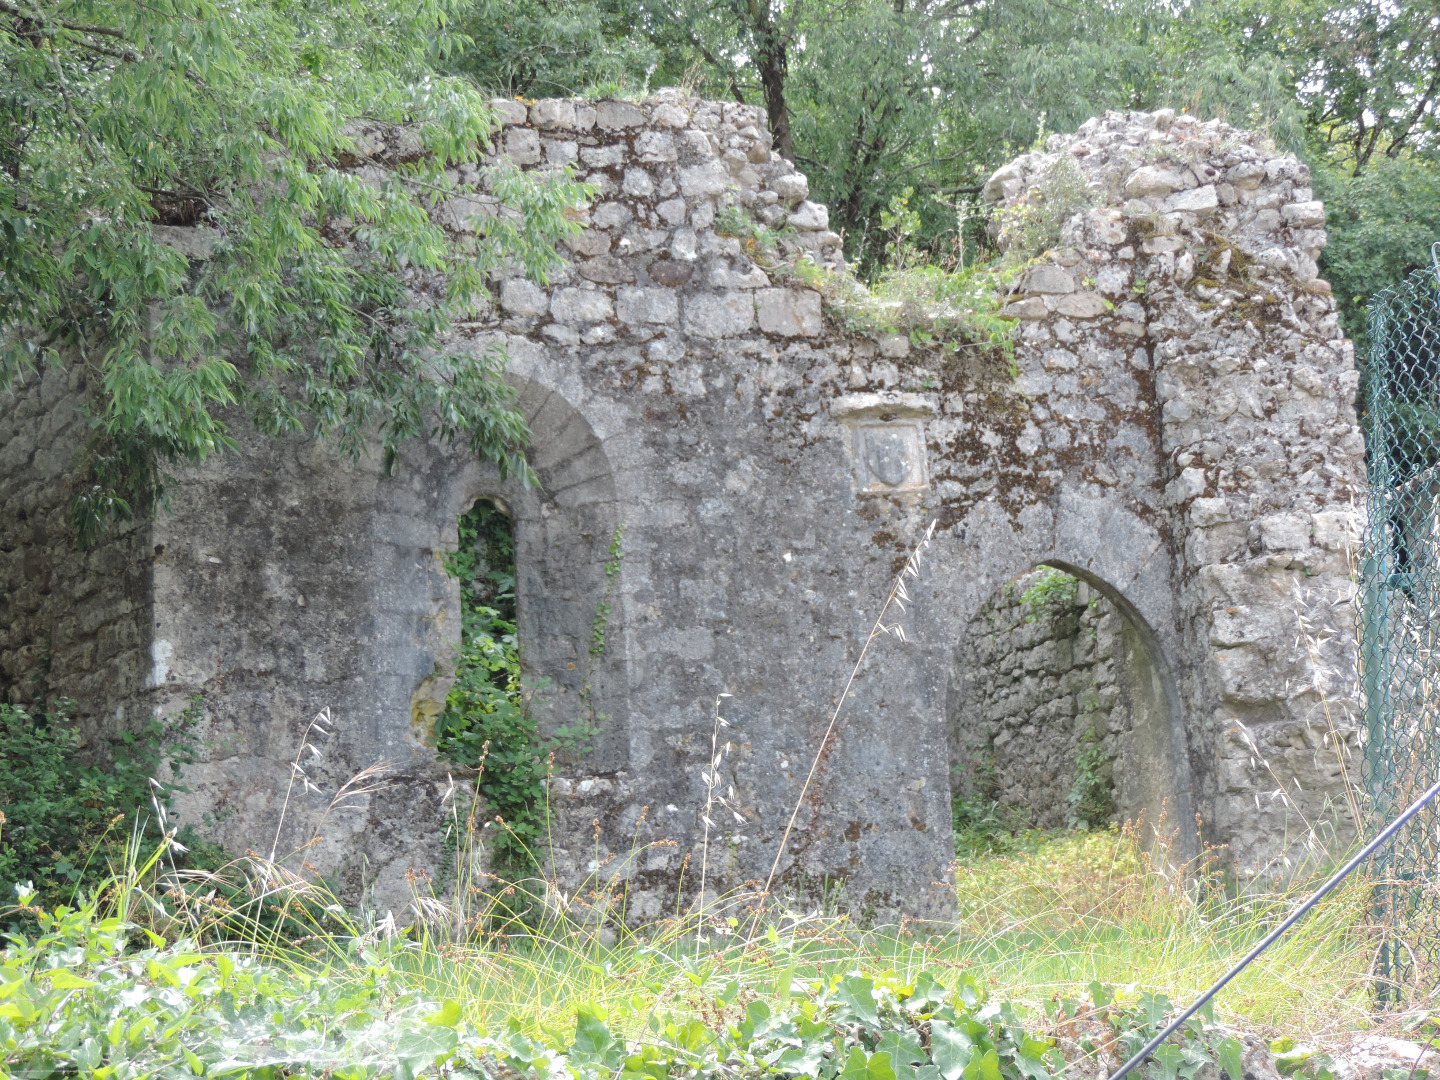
left=0, top=94, right=1365, bottom=920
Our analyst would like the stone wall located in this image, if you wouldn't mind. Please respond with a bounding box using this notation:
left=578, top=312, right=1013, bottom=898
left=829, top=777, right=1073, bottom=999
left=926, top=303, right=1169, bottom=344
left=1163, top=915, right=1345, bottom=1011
left=983, top=107, right=1365, bottom=872
left=0, top=95, right=1368, bottom=917
left=949, top=571, right=1174, bottom=834
left=0, top=366, right=154, bottom=747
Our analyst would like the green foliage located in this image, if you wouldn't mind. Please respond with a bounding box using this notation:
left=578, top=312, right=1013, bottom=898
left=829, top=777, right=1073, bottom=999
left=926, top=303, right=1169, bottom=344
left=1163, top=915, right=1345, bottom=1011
left=435, top=501, right=538, bottom=871
left=992, top=156, right=1096, bottom=259
left=1314, top=158, right=1440, bottom=347
left=589, top=524, right=623, bottom=659
left=444, top=0, right=661, bottom=97
left=1067, top=738, right=1117, bottom=830
left=0, top=698, right=200, bottom=911
left=0, top=897, right=1265, bottom=1080
left=951, top=794, right=1033, bottom=859
left=0, top=0, right=588, bottom=541
left=1018, top=568, right=1079, bottom=621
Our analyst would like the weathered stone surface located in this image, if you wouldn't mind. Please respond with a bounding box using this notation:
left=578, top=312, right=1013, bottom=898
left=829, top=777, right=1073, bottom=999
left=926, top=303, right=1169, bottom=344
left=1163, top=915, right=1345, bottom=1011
left=503, top=127, right=541, bottom=164
left=550, top=287, right=614, bottom=324
left=1165, top=185, right=1218, bottom=213
left=771, top=172, right=809, bottom=205
left=489, top=98, right=528, bottom=126
left=500, top=277, right=548, bottom=315
left=616, top=286, right=679, bottom=325
left=683, top=291, right=754, bottom=336
left=3, top=99, right=1364, bottom=922
left=577, top=255, right=635, bottom=284
left=1125, top=166, right=1185, bottom=198
left=756, top=288, right=822, bottom=336
left=595, top=100, right=645, bottom=129
left=1047, top=292, right=1107, bottom=318
left=1023, top=265, right=1076, bottom=294
left=678, top=162, right=730, bottom=198
left=530, top=98, right=576, bottom=130
left=648, top=259, right=694, bottom=287
left=787, top=201, right=829, bottom=231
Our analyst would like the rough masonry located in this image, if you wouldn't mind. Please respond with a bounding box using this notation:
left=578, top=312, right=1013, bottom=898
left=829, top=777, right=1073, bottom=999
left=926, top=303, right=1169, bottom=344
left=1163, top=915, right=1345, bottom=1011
left=0, top=95, right=1365, bottom=919
left=949, top=571, right=1171, bottom=834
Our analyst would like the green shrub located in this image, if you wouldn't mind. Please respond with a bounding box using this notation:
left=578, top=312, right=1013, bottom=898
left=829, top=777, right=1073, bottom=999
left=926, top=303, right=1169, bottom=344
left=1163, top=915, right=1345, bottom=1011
left=0, top=698, right=198, bottom=910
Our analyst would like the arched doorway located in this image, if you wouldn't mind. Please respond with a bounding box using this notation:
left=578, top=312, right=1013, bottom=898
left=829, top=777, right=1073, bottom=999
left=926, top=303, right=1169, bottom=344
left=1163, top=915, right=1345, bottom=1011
left=947, top=564, right=1180, bottom=847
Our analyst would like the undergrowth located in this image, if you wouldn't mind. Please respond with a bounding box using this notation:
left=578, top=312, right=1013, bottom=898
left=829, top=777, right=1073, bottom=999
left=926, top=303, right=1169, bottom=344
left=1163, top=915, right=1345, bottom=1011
left=0, top=696, right=205, bottom=914
left=0, top=819, right=1380, bottom=1078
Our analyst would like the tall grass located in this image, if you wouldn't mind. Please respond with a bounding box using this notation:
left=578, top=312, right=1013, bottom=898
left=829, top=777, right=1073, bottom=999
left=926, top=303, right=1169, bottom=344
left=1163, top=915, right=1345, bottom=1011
left=362, top=824, right=1373, bottom=1050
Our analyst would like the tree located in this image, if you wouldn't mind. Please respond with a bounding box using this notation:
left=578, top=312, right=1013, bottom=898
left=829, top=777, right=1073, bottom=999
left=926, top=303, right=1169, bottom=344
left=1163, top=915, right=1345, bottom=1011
left=0, top=0, right=586, bottom=540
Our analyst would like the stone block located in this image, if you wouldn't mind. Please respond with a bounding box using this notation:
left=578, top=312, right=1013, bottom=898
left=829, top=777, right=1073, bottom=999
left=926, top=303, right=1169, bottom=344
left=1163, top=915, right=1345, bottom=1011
left=635, top=130, right=677, bottom=163
left=679, top=162, right=729, bottom=198
left=1228, top=161, right=1267, bottom=189
left=1165, top=185, right=1218, bottom=213
left=651, top=103, right=690, bottom=128
left=592, top=201, right=633, bottom=229
left=648, top=260, right=693, bottom=287
left=617, top=287, right=679, bottom=326
left=683, top=292, right=754, bottom=337
left=543, top=139, right=578, bottom=166
left=1023, top=265, right=1075, bottom=294
left=566, top=229, right=610, bottom=256
left=1124, top=166, right=1185, bottom=198
left=504, top=127, right=542, bottom=165
left=1282, top=200, right=1325, bottom=228
left=1312, top=509, right=1360, bottom=551
left=1190, top=497, right=1232, bottom=527
left=580, top=144, right=624, bottom=167
left=771, top=172, right=809, bottom=205
left=489, top=98, right=528, bottom=126
left=1260, top=512, right=1310, bottom=551
left=1001, top=298, right=1047, bottom=320
left=1047, top=292, right=1107, bottom=318
left=595, top=100, right=645, bottom=129
left=656, top=198, right=688, bottom=225
left=530, top=99, right=577, bottom=130
left=550, top=287, right=614, bottom=324
left=577, top=255, right=635, bottom=284
left=500, top=277, right=548, bottom=315
left=756, top=288, right=822, bottom=337
left=622, top=168, right=654, bottom=197
left=787, top=200, right=829, bottom=232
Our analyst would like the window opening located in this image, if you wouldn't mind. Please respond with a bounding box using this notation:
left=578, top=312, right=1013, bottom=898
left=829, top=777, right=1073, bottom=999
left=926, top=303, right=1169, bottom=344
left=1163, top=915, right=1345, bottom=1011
left=437, top=500, right=543, bottom=873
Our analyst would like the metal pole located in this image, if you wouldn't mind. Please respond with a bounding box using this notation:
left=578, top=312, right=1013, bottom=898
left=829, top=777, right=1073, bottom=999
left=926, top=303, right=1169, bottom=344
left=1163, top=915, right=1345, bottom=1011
left=1106, top=773, right=1440, bottom=1080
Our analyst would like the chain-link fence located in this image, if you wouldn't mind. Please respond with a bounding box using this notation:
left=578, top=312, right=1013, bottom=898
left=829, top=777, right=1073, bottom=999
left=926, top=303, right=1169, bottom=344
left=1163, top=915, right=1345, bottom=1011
left=1362, top=248, right=1440, bottom=1002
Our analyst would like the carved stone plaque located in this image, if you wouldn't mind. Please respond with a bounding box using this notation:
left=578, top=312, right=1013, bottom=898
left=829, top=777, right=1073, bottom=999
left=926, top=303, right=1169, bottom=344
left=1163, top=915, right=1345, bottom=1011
left=831, top=392, right=934, bottom=497
left=853, top=421, right=927, bottom=494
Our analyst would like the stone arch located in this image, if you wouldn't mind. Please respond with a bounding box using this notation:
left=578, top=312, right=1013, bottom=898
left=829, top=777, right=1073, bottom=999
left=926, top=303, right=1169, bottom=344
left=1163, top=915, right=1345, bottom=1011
left=441, top=374, right=627, bottom=771
left=925, top=490, right=1195, bottom=859
left=945, top=557, right=1188, bottom=850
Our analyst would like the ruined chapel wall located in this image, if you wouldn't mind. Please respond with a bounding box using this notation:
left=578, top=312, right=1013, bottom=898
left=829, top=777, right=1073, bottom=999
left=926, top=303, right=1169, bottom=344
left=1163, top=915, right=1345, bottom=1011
left=4, top=95, right=1370, bottom=916
left=949, top=572, right=1167, bottom=831
left=983, top=109, right=1365, bottom=872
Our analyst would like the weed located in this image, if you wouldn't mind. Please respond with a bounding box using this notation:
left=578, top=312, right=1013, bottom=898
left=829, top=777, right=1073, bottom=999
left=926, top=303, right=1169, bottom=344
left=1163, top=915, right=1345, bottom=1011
left=1020, top=566, right=1080, bottom=621
left=1067, top=738, right=1117, bottom=829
